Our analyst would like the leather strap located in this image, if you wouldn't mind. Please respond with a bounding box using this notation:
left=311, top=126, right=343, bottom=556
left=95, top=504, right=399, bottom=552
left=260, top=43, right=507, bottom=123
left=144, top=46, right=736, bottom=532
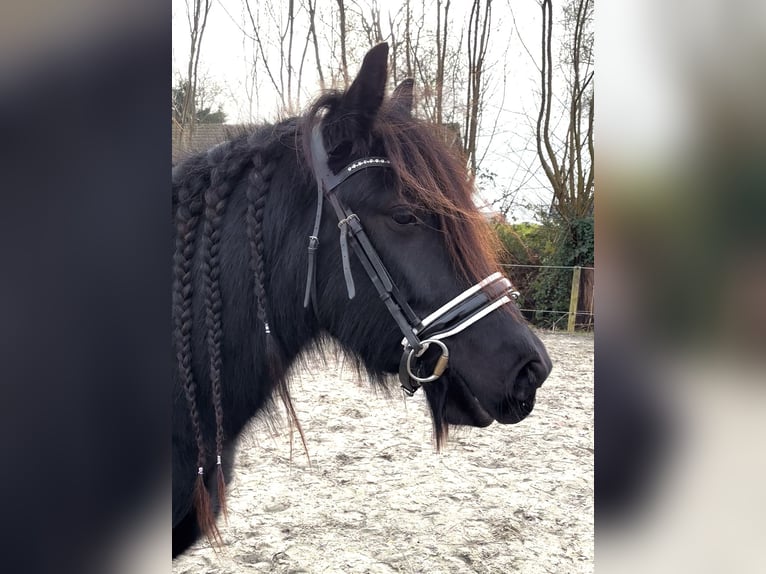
left=306, top=123, right=424, bottom=350
left=399, top=351, right=420, bottom=396
left=338, top=214, right=356, bottom=298
left=303, top=235, right=319, bottom=311
left=303, top=160, right=325, bottom=310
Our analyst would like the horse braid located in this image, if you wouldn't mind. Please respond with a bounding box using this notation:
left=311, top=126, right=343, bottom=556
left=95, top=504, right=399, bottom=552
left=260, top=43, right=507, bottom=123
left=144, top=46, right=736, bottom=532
left=246, top=143, right=310, bottom=461
left=200, top=142, right=247, bottom=538
left=246, top=146, right=274, bottom=327
left=172, top=165, right=219, bottom=542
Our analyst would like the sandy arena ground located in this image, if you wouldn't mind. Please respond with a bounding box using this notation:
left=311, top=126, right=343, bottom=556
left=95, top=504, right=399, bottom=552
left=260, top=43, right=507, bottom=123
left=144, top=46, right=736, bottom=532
left=174, top=332, right=594, bottom=574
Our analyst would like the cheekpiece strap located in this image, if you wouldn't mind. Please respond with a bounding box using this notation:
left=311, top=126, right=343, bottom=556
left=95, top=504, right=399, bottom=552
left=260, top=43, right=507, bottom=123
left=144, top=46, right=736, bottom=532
left=338, top=214, right=357, bottom=298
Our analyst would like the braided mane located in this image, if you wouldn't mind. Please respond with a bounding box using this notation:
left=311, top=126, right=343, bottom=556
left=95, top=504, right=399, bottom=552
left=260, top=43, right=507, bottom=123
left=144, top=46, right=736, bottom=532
left=173, top=122, right=303, bottom=545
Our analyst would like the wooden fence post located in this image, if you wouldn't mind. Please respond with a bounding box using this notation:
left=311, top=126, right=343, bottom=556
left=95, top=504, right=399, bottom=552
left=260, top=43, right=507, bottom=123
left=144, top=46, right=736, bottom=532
left=567, top=266, right=582, bottom=333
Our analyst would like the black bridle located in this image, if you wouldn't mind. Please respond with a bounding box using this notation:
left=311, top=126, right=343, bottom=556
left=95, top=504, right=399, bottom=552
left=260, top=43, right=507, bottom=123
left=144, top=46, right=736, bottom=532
left=303, top=122, right=518, bottom=396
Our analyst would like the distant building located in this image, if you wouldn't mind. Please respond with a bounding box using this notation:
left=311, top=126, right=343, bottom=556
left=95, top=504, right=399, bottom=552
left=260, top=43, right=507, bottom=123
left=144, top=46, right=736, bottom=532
left=172, top=123, right=249, bottom=165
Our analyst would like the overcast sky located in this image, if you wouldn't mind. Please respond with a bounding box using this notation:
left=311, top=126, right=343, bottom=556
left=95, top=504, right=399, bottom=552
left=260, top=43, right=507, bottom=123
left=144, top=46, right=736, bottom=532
left=171, top=0, right=574, bottom=220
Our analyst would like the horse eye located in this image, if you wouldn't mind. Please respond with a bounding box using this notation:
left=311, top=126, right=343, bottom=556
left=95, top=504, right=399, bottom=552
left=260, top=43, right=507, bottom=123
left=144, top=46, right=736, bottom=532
left=392, top=210, right=418, bottom=225
left=328, top=140, right=353, bottom=161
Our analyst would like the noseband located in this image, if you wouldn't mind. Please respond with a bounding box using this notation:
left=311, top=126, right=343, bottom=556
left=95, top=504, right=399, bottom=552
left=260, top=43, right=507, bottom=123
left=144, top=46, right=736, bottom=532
left=303, top=123, right=518, bottom=396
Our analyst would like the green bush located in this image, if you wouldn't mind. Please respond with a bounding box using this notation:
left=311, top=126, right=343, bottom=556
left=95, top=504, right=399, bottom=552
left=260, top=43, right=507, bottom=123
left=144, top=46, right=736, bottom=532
left=493, top=215, right=593, bottom=329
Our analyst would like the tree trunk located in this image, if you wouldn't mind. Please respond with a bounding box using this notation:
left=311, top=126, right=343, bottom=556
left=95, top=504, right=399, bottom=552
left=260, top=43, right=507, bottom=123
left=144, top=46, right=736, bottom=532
left=287, top=0, right=295, bottom=110
left=183, top=0, right=212, bottom=146
left=435, top=1, right=451, bottom=126
left=245, top=0, right=284, bottom=108
left=336, top=0, right=349, bottom=86
left=464, top=0, right=491, bottom=174
left=405, top=0, right=412, bottom=78
left=535, top=0, right=594, bottom=222
left=306, top=0, right=325, bottom=90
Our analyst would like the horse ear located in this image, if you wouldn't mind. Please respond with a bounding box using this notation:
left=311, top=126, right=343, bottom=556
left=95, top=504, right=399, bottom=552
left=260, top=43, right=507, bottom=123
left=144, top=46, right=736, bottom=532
left=391, top=79, right=414, bottom=116
left=340, top=42, right=389, bottom=130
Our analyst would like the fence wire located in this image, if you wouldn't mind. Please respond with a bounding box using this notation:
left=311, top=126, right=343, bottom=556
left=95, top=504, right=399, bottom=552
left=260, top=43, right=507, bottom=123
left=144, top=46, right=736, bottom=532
left=499, top=264, right=594, bottom=332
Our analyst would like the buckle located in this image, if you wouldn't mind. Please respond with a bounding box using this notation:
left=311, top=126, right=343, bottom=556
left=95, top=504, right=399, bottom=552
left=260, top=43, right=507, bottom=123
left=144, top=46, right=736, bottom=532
left=308, top=236, right=319, bottom=250
left=337, top=213, right=359, bottom=229
left=400, top=381, right=419, bottom=397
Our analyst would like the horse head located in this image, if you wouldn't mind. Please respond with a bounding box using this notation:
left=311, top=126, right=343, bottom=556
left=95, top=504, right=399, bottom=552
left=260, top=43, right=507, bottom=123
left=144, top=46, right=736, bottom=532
left=302, top=43, right=552, bottom=443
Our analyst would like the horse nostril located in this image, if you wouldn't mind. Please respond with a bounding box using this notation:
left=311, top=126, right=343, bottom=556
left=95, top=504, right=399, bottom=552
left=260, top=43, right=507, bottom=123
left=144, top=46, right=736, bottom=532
left=511, top=360, right=547, bottom=402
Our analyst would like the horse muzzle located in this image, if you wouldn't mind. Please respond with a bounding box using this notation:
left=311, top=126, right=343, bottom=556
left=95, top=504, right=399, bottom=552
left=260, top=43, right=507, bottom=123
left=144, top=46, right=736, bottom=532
left=399, top=272, right=519, bottom=395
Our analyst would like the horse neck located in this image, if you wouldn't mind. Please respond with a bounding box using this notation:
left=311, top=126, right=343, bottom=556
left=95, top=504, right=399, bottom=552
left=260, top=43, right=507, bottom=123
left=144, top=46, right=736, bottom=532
left=215, top=130, right=319, bottom=429
left=258, top=142, right=320, bottom=359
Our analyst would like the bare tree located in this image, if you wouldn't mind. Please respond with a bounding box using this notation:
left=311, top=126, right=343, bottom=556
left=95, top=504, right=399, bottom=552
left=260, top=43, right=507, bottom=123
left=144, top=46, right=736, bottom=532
left=336, top=0, right=349, bottom=86
left=464, top=0, right=492, bottom=174
left=387, top=3, right=427, bottom=86
left=404, top=0, right=413, bottom=77
left=173, top=73, right=226, bottom=124
left=435, top=0, right=451, bottom=126
left=374, top=1, right=466, bottom=141
left=386, top=7, right=403, bottom=84
left=306, top=0, right=325, bottom=90
left=244, top=0, right=284, bottom=109
left=351, top=0, right=384, bottom=48
left=285, top=0, right=296, bottom=110
left=180, top=0, right=213, bottom=143
left=295, top=2, right=314, bottom=108
left=536, top=0, right=594, bottom=221
left=218, top=0, right=495, bottom=169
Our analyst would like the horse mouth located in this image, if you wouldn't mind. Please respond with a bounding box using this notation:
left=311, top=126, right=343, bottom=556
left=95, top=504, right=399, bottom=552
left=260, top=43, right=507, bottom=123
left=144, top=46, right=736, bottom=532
left=494, top=393, right=536, bottom=424
left=443, top=372, right=494, bottom=427
left=442, top=370, right=536, bottom=427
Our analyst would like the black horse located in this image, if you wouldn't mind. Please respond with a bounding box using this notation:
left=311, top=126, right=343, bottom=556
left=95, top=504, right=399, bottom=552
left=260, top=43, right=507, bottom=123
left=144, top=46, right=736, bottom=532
left=172, top=43, right=551, bottom=557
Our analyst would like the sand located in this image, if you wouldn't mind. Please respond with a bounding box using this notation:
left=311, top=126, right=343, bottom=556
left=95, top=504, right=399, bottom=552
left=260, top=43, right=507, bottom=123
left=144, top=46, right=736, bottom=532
left=173, top=331, right=593, bottom=574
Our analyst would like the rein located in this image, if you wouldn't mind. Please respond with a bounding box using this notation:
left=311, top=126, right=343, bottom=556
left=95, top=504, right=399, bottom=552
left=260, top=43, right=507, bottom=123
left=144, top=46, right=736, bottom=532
left=303, top=122, right=518, bottom=396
